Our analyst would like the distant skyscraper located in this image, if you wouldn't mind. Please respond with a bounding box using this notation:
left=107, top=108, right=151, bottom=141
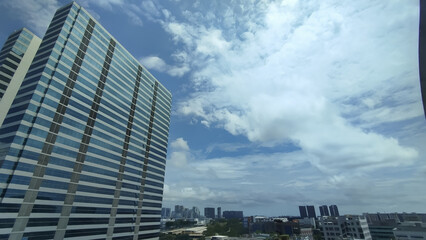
left=205, top=207, right=215, bottom=219
left=329, top=205, right=340, bottom=217
left=217, top=207, right=222, bottom=219
left=192, top=206, right=200, bottom=219
left=299, top=206, right=308, bottom=218
left=175, top=205, right=184, bottom=213
left=0, top=28, right=41, bottom=127
left=173, top=205, right=185, bottom=219
left=0, top=2, right=171, bottom=239
left=307, top=205, right=317, bottom=218
left=419, top=0, right=426, bottom=118
left=162, top=208, right=171, bottom=219
left=182, top=207, right=190, bottom=218
left=319, top=205, right=330, bottom=216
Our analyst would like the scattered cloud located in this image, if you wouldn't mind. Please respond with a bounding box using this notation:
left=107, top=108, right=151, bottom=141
left=195, top=29, right=230, bottom=56
left=166, top=0, right=420, bottom=173
left=81, top=0, right=143, bottom=26
left=165, top=142, right=425, bottom=215
left=140, top=55, right=190, bottom=77
left=168, top=138, right=190, bottom=167
left=123, top=4, right=144, bottom=27
left=161, top=0, right=424, bottom=214
left=171, top=137, right=190, bottom=151
left=140, top=56, right=168, bottom=72
left=0, top=0, right=61, bottom=36
left=165, top=22, right=195, bottom=46
left=167, top=65, right=191, bottom=78
left=141, top=0, right=161, bottom=19
left=164, top=184, right=240, bottom=204
left=82, top=0, right=124, bottom=11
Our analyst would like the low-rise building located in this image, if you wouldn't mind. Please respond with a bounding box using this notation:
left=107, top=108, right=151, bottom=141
left=363, top=212, right=426, bottom=240
left=299, top=218, right=316, bottom=229
left=223, top=211, right=244, bottom=220
left=319, top=215, right=371, bottom=240
left=299, top=227, right=314, bottom=240
left=393, top=222, right=426, bottom=240
left=363, top=213, right=400, bottom=240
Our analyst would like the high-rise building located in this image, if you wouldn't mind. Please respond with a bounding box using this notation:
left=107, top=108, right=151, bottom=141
left=162, top=208, right=171, bottom=219
left=0, top=28, right=41, bottom=127
left=299, top=206, right=308, bottom=218
left=192, top=206, right=200, bottom=219
left=319, top=205, right=330, bottom=216
left=205, top=207, right=215, bottom=219
left=329, top=205, right=340, bottom=217
left=217, top=207, right=222, bottom=219
left=307, top=205, right=316, bottom=218
left=174, top=205, right=184, bottom=218
left=0, top=2, right=171, bottom=240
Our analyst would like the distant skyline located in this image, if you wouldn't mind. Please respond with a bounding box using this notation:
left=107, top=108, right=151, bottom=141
left=1, top=0, right=425, bottom=217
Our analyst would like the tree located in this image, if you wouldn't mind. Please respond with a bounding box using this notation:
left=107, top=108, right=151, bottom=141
left=204, top=219, right=246, bottom=237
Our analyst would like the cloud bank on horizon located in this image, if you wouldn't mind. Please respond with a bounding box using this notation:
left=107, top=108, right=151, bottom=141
left=1, top=0, right=425, bottom=216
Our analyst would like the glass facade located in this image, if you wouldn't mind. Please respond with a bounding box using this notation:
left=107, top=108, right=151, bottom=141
left=0, top=28, right=41, bottom=128
left=0, top=28, right=36, bottom=100
left=0, top=2, right=171, bottom=240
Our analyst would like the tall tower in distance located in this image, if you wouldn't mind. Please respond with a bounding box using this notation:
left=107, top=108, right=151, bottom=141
left=329, top=205, right=340, bottom=217
left=217, top=207, right=222, bottom=219
left=0, top=2, right=171, bottom=240
left=319, top=205, right=330, bottom=216
left=204, top=207, right=215, bottom=219
left=306, top=205, right=316, bottom=218
left=299, top=206, right=308, bottom=218
left=0, top=28, right=41, bottom=127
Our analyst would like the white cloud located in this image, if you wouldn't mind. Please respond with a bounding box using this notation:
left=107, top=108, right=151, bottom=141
left=168, top=0, right=420, bottom=174
left=167, top=65, right=191, bottom=77
left=82, top=0, right=125, bottom=10
left=168, top=151, right=187, bottom=167
left=123, top=5, right=144, bottom=26
left=167, top=150, right=310, bottom=184
left=159, top=1, right=425, bottom=214
left=164, top=145, right=425, bottom=214
left=163, top=149, right=314, bottom=211
left=140, top=56, right=168, bottom=72
left=165, top=22, right=195, bottom=46
left=163, top=184, right=238, bottom=203
left=162, top=9, right=171, bottom=19
left=81, top=0, right=143, bottom=26
left=171, top=137, right=190, bottom=151
left=168, top=138, right=190, bottom=167
left=195, top=29, right=230, bottom=56
left=140, top=55, right=190, bottom=77
left=141, top=0, right=161, bottom=18
left=200, top=120, right=210, bottom=128
left=0, top=0, right=61, bottom=36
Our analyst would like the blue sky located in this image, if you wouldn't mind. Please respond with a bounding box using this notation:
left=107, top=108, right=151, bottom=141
left=0, top=0, right=425, bottom=217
